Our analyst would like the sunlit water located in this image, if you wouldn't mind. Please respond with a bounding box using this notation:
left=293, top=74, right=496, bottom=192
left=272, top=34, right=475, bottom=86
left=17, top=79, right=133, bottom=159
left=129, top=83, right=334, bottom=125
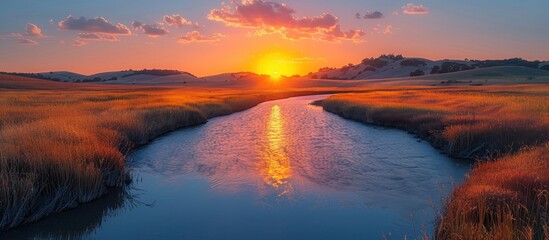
left=4, top=95, right=469, bottom=240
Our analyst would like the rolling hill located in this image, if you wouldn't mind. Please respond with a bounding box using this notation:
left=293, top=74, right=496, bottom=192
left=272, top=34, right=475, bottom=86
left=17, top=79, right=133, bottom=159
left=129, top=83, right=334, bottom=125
left=307, top=55, right=548, bottom=80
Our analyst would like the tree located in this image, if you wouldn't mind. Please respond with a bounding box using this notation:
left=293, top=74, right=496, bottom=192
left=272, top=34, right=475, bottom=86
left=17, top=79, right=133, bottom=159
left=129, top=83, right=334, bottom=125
left=431, top=65, right=440, bottom=74
left=400, top=59, right=427, bottom=67
left=410, top=69, right=425, bottom=77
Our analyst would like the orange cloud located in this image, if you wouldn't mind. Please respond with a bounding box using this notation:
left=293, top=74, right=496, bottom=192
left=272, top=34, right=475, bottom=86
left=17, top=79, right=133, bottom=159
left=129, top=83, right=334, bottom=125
left=17, top=38, right=38, bottom=45
left=77, top=33, right=118, bottom=41
left=164, top=14, right=192, bottom=27
left=178, top=31, right=223, bottom=44
left=24, top=23, right=45, bottom=38
left=402, top=3, right=429, bottom=15
left=208, top=0, right=364, bottom=42
left=72, top=39, right=87, bottom=46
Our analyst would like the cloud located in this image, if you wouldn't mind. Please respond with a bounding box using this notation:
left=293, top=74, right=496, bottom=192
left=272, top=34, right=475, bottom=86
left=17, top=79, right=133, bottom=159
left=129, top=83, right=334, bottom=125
left=178, top=31, right=223, bottom=44
left=17, top=38, right=38, bottom=45
left=208, top=0, right=363, bottom=42
left=164, top=14, right=192, bottom=27
left=73, top=39, right=88, bottom=46
left=363, top=11, right=384, bottom=19
left=24, top=23, right=45, bottom=38
left=383, top=25, right=393, bottom=34
left=402, top=3, right=429, bottom=15
left=58, top=16, right=132, bottom=34
left=322, top=25, right=365, bottom=43
left=73, top=32, right=119, bottom=46
left=3, top=23, right=45, bottom=45
left=77, top=32, right=118, bottom=41
left=131, top=21, right=169, bottom=37
left=372, top=24, right=393, bottom=35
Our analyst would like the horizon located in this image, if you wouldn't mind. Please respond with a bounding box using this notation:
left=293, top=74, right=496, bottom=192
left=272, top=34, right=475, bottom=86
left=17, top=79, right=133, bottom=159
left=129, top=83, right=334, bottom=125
left=2, top=54, right=548, bottom=78
left=1, top=1, right=549, bottom=76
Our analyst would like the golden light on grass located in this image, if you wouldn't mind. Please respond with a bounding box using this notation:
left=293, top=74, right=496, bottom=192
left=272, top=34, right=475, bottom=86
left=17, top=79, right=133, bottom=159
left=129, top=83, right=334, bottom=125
left=0, top=73, right=326, bottom=230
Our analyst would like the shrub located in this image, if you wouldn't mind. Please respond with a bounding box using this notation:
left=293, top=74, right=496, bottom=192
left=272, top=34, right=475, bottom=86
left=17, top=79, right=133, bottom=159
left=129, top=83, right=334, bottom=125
left=431, top=65, right=440, bottom=74
left=410, top=69, right=425, bottom=77
left=400, top=59, right=427, bottom=67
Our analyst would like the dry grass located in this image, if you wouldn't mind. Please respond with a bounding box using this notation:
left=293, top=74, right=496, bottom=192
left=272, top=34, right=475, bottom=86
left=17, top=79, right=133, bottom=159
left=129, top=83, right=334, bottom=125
left=437, top=145, right=549, bottom=239
left=317, top=85, right=549, bottom=239
left=0, top=74, right=333, bottom=230
left=319, top=86, right=549, bottom=159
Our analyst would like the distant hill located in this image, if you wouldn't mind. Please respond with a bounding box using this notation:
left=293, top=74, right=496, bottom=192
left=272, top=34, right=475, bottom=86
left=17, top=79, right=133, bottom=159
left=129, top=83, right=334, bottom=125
left=1, top=69, right=194, bottom=83
left=308, top=55, right=549, bottom=80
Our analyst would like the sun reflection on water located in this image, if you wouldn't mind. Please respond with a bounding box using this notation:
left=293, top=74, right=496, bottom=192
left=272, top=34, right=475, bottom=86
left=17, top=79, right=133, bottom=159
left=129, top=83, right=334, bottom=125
left=260, top=105, right=292, bottom=195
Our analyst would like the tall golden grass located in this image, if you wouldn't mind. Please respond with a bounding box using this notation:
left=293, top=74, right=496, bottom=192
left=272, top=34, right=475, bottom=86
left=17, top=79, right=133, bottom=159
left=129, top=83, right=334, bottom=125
left=318, top=85, right=549, bottom=239
left=319, top=87, right=549, bottom=159
left=0, top=74, right=332, bottom=230
left=437, top=145, right=548, bottom=239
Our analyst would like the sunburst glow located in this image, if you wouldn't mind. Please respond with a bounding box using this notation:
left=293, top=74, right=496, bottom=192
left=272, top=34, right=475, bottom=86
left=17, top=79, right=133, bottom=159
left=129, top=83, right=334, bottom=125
left=255, top=52, right=297, bottom=79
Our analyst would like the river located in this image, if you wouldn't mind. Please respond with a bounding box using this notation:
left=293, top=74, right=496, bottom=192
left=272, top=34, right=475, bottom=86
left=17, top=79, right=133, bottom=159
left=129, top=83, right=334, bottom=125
left=5, top=95, right=469, bottom=240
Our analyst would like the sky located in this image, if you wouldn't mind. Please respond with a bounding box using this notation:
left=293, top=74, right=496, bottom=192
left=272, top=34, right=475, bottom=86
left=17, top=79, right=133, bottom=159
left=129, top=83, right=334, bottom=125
left=1, top=0, right=548, bottom=76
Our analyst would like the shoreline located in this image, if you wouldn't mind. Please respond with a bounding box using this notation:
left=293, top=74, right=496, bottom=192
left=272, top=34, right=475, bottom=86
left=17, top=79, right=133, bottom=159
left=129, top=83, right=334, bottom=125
left=314, top=88, right=549, bottom=239
left=0, top=85, right=347, bottom=231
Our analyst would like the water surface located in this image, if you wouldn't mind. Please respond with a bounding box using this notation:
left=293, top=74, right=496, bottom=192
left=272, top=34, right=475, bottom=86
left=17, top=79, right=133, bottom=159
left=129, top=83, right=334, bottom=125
left=5, top=95, right=468, bottom=240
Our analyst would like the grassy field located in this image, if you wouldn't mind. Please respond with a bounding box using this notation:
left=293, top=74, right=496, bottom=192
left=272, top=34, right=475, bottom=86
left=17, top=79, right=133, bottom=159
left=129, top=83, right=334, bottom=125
left=316, top=85, right=549, bottom=239
left=0, top=74, right=346, bottom=230
left=2, top=71, right=549, bottom=238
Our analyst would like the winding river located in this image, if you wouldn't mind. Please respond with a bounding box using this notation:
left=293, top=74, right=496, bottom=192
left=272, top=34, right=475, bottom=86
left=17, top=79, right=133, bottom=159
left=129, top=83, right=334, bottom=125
left=5, top=95, right=468, bottom=240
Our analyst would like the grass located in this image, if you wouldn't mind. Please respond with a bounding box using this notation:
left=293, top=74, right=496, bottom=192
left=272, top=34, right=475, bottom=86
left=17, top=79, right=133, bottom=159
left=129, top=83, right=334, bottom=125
left=437, top=145, right=549, bottom=239
left=318, top=86, right=549, bottom=159
left=0, top=73, right=336, bottom=230
left=316, top=85, right=549, bottom=239
left=3, top=71, right=548, bottom=238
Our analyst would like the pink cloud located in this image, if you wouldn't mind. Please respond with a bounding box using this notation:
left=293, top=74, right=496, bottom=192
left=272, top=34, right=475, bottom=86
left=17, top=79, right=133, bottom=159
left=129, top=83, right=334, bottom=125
left=131, top=21, right=169, bottom=37
left=208, top=0, right=364, bottom=42
left=383, top=25, right=393, bottom=34
left=164, top=14, right=192, bottom=27
left=77, top=32, right=118, bottom=41
left=322, top=25, right=365, bottom=43
left=58, top=16, right=132, bottom=35
left=72, top=39, right=88, bottom=46
left=178, top=31, right=223, bottom=44
left=402, top=3, right=429, bottom=15
left=24, top=23, right=45, bottom=38
left=17, top=38, right=38, bottom=45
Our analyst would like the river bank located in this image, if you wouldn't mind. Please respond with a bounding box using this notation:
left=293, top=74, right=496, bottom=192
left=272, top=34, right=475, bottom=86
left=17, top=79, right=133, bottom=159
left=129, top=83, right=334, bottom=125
left=4, top=95, right=468, bottom=239
left=0, top=74, right=346, bottom=231
left=315, top=85, right=549, bottom=239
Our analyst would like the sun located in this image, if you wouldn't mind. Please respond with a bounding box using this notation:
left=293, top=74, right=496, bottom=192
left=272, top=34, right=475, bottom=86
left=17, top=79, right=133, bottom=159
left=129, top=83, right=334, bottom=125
left=255, top=51, right=297, bottom=79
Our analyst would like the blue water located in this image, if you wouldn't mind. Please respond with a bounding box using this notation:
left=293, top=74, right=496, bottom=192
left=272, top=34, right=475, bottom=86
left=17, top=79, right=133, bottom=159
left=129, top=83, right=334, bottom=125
left=4, top=95, right=468, bottom=240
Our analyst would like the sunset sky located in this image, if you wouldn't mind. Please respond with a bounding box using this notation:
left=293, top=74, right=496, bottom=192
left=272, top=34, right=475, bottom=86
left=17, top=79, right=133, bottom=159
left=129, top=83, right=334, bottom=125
left=1, top=0, right=548, bottom=76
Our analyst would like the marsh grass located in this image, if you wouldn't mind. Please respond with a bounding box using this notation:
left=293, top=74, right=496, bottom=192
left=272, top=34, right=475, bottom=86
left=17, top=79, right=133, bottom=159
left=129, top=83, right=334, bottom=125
left=0, top=74, right=325, bottom=230
left=320, top=88, right=549, bottom=159
left=318, top=86, right=549, bottom=239
left=436, top=145, right=549, bottom=239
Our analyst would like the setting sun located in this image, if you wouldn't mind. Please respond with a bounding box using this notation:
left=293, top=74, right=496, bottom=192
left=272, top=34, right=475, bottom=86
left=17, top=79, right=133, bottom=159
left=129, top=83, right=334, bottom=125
left=255, top=51, right=297, bottom=78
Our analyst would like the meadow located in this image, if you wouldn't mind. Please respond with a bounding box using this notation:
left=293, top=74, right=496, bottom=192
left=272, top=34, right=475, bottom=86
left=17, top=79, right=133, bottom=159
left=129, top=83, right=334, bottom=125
left=2, top=72, right=548, bottom=239
left=317, top=85, right=549, bottom=239
left=0, top=73, right=339, bottom=230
